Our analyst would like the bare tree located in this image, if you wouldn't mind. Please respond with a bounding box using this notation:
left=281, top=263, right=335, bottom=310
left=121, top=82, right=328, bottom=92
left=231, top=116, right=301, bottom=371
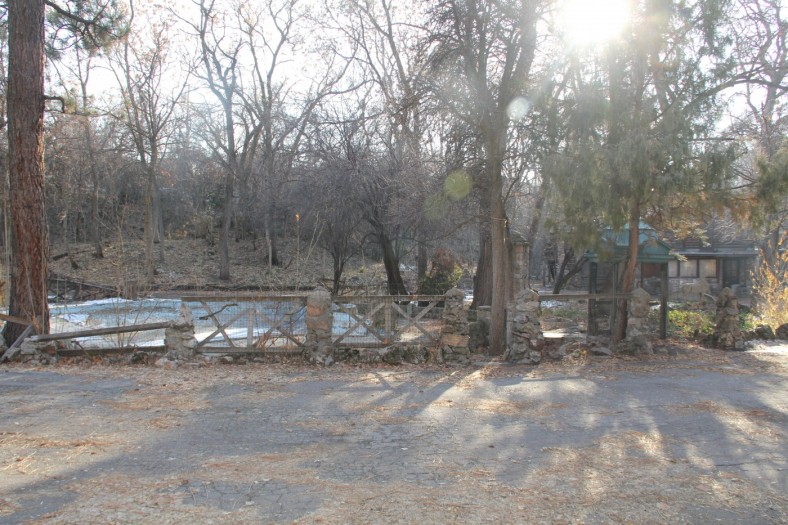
left=187, top=0, right=250, bottom=281
left=730, top=0, right=788, bottom=272
left=237, top=0, right=347, bottom=270
left=327, top=0, right=434, bottom=292
left=112, top=0, right=187, bottom=286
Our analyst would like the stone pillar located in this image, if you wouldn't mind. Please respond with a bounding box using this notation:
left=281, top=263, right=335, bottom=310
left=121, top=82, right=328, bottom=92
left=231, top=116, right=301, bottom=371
left=440, top=287, right=469, bottom=363
left=713, top=287, right=743, bottom=351
left=305, top=289, right=334, bottom=365
left=508, top=231, right=530, bottom=302
left=164, top=303, right=197, bottom=359
left=624, top=287, right=652, bottom=354
left=504, top=288, right=543, bottom=364
left=468, top=306, right=490, bottom=353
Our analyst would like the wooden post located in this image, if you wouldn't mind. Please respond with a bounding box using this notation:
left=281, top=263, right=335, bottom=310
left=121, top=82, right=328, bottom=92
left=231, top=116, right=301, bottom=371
left=384, top=300, right=392, bottom=344
left=247, top=308, right=255, bottom=347
left=610, top=263, right=619, bottom=333
left=660, top=263, right=668, bottom=339
left=588, top=262, right=598, bottom=337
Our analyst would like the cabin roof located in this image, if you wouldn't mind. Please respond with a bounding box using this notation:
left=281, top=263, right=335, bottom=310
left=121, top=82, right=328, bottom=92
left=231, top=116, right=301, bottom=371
left=585, top=222, right=675, bottom=264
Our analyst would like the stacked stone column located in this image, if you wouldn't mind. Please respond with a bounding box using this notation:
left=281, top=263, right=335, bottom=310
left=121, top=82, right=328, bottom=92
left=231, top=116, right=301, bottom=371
left=624, top=287, right=652, bottom=354
left=440, top=287, right=470, bottom=363
left=504, top=288, right=544, bottom=364
left=305, top=289, right=334, bottom=365
left=713, top=287, right=744, bottom=350
left=164, top=304, right=197, bottom=359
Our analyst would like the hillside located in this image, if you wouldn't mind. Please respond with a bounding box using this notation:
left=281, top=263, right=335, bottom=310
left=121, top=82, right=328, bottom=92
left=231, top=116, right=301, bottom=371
left=48, top=238, right=403, bottom=295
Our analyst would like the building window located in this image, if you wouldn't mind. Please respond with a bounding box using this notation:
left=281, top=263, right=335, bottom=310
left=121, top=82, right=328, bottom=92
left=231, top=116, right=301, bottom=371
left=699, top=259, right=716, bottom=279
left=680, top=259, right=698, bottom=278
left=668, top=260, right=678, bottom=277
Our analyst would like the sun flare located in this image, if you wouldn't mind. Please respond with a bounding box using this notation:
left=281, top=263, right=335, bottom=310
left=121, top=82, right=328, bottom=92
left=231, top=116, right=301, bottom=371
left=559, top=0, right=631, bottom=47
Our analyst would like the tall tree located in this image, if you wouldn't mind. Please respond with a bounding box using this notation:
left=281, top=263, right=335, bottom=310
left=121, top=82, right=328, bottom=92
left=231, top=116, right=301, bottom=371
left=112, top=0, right=186, bottom=287
left=731, top=0, right=788, bottom=274
left=4, top=0, right=48, bottom=343
left=427, top=0, right=543, bottom=354
left=189, top=0, right=248, bottom=281
left=340, top=0, right=430, bottom=288
left=3, top=0, right=124, bottom=345
left=547, top=0, right=748, bottom=342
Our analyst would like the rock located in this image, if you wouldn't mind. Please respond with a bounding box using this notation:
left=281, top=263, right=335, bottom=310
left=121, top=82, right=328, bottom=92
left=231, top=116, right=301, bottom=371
left=754, top=324, right=776, bottom=340
left=130, top=351, right=149, bottom=364
left=468, top=319, right=489, bottom=352
left=154, top=357, right=179, bottom=369
left=590, top=346, right=612, bottom=357
left=428, top=346, right=443, bottom=364
left=381, top=346, right=403, bottom=365
left=402, top=345, right=427, bottom=364
left=441, top=333, right=469, bottom=348
left=776, top=323, right=788, bottom=340
left=505, top=289, right=544, bottom=363
left=628, top=288, right=651, bottom=318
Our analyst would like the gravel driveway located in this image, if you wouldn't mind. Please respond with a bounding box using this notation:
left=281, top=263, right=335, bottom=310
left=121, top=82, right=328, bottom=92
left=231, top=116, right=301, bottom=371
left=1, top=345, right=786, bottom=524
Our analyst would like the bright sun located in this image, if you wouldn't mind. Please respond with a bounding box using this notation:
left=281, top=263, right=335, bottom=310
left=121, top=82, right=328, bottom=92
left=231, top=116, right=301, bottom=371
left=559, top=0, right=631, bottom=47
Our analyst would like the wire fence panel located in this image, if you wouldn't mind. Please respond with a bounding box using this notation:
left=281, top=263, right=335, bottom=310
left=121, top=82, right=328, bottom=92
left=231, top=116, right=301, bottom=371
left=331, top=295, right=444, bottom=348
left=48, top=297, right=181, bottom=348
left=182, top=295, right=308, bottom=353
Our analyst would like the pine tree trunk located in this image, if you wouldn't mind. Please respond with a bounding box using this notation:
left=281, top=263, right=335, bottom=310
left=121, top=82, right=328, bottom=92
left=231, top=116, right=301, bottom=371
left=3, top=0, right=49, bottom=345
left=613, top=212, right=641, bottom=343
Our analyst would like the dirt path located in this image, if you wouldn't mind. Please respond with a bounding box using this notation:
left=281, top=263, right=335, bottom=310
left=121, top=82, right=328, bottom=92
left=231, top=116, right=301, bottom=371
left=1, top=347, right=786, bottom=524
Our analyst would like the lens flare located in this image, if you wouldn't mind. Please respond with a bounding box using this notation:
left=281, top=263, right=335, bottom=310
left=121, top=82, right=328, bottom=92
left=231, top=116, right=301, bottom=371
left=506, top=97, right=531, bottom=121
left=560, top=0, right=630, bottom=47
left=444, top=170, right=472, bottom=201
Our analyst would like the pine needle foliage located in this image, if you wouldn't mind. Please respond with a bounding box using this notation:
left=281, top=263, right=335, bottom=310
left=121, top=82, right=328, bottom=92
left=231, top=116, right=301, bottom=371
left=752, top=236, right=788, bottom=329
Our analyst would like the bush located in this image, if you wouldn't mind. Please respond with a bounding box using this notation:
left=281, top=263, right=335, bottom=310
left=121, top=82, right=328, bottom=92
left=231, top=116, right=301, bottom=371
left=419, top=248, right=463, bottom=295
left=752, top=245, right=788, bottom=329
left=667, top=308, right=714, bottom=338
left=660, top=305, right=755, bottom=339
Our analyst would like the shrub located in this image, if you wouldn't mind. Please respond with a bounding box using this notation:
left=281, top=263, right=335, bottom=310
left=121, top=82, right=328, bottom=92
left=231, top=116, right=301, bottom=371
left=667, top=308, right=714, bottom=338
left=419, top=248, right=463, bottom=295
left=659, top=305, right=756, bottom=339
left=752, top=244, right=788, bottom=329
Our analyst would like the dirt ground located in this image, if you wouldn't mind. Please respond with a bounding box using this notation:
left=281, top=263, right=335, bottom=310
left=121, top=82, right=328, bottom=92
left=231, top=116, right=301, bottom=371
left=1, top=344, right=786, bottom=524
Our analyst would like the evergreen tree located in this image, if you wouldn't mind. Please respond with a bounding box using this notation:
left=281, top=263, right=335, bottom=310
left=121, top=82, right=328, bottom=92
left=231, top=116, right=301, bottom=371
left=547, top=0, right=746, bottom=342
left=3, top=0, right=125, bottom=346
